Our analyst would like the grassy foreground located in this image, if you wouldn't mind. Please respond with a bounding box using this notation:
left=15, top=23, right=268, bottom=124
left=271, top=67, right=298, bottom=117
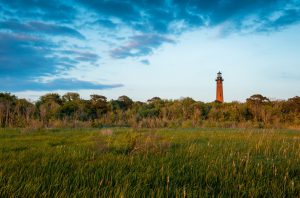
left=0, top=128, right=299, bottom=197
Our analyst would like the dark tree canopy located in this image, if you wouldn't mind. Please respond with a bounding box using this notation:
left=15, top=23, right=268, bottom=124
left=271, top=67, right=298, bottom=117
left=0, top=92, right=298, bottom=128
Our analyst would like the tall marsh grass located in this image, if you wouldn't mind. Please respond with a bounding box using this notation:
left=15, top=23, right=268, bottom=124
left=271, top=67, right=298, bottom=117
left=0, top=128, right=299, bottom=197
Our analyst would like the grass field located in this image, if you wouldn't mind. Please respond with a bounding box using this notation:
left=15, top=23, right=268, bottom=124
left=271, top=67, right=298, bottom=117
left=0, top=128, right=299, bottom=197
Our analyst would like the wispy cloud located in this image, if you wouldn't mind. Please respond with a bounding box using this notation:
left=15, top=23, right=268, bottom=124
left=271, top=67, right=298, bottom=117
left=93, top=19, right=117, bottom=29
left=60, top=50, right=100, bottom=63
left=140, top=59, right=150, bottom=65
left=0, top=0, right=77, bottom=22
left=110, top=34, right=175, bottom=59
left=0, top=78, right=123, bottom=92
left=0, top=32, right=59, bottom=78
left=257, top=8, right=300, bottom=32
left=0, top=20, right=85, bottom=39
left=79, top=0, right=300, bottom=34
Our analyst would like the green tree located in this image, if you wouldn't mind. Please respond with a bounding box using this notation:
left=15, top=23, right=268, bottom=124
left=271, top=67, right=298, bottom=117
left=62, top=92, right=80, bottom=102
left=36, top=93, right=62, bottom=127
left=14, top=99, right=35, bottom=127
left=90, top=95, right=108, bottom=119
left=117, top=95, right=133, bottom=111
left=246, top=94, right=271, bottom=122
left=0, top=93, right=17, bottom=127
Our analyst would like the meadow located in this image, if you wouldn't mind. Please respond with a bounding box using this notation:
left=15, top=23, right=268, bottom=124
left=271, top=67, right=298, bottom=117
left=0, top=128, right=299, bottom=197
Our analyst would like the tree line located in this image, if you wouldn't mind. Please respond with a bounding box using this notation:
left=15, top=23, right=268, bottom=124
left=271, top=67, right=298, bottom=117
left=0, top=92, right=299, bottom=129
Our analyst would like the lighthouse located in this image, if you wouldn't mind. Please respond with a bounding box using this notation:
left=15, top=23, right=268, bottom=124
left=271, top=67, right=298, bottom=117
left=215, top=71, right=224, bottom=103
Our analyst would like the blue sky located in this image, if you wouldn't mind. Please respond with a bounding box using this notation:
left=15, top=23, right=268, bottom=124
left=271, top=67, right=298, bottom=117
left=0, top=0, right=299, bottom=102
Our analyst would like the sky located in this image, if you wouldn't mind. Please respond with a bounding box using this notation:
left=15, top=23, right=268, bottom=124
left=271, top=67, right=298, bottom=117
left=0, top=0, right=299, bottom=102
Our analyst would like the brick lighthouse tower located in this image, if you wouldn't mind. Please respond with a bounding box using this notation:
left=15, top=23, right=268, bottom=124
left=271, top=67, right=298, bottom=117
left=215, top=71, right=224, bottom=103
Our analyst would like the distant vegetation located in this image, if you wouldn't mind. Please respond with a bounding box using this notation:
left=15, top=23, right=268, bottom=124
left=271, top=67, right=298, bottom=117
left=0, top=128, right=299, bottom=197
left=0, top=92, right=299, bottom=129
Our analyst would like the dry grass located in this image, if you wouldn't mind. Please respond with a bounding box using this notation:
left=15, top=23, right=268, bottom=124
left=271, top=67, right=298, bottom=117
left=100, top=128, right=113, bottom=135
left=127, top=133, right=172, bottom=154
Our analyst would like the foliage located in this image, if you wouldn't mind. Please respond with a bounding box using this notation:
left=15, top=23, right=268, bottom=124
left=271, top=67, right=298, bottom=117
left=0, top=93, right=299, bottom=128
